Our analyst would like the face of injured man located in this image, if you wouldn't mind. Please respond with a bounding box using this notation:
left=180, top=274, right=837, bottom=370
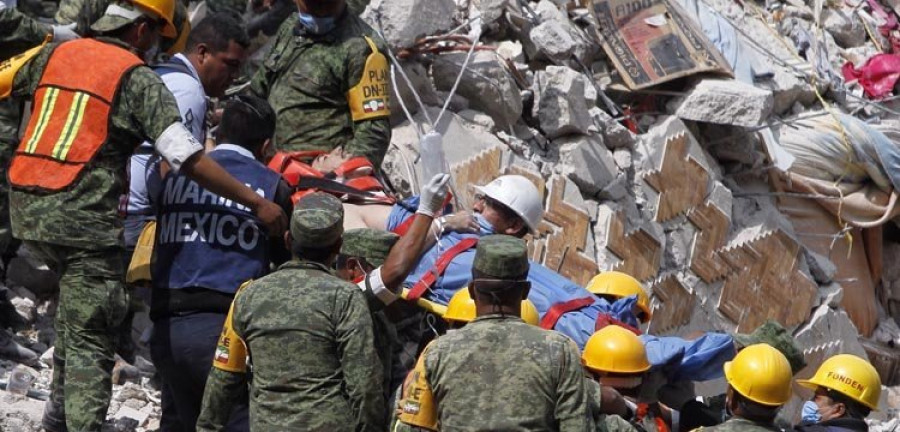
left=472, top=195, right=529, bottom=238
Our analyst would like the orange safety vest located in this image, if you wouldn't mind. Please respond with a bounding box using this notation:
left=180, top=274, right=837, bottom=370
left=9, top=39, right=142, bottom=192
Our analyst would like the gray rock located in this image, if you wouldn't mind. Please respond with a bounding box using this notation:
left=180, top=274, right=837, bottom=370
left=557, top=134, right=619, bottom=195
left=7, top=255, right=57, bottom=299
left=529, top=20, right=579, bottom=62
left=675, top=79, right=774, bottom=127
left=805, top=250, right=837, bottom=284
left=432, top=51, right=523, bottom=128
left=362, top=0, right=456, bottom=49
left=822, top=8, right=866, bottom=48
left=532, top=65, right=596, bottom=138
left=591, top=107, right=636, bottom=149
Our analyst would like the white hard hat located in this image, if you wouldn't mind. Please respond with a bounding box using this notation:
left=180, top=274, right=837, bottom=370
left=473, top=175, right=543, bottom=233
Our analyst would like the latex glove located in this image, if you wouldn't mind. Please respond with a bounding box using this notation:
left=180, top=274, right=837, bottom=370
left=52, top=23, right=80, bottom=42
left=416, top=173, right=451, bottom=217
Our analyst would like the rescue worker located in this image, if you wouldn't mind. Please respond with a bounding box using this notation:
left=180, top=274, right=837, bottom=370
left=249, top=0, right=392, bottom=168
left=0, top=1, right=80, bottom=365
left=442, top=288, right=541, bottom=328
left=585, top=271, right=652, bottom=328
left=197, top=192, right=384, bottom=431
left=125, top=12, right=250, bottom=260
left=795, top=354, right=881, bottom=432
left=151, top=95, right=292, bottom=431
left=3, top=1, right=287, bottom=429
left=582, top=325, right=673, bottom=432
left=679, top=320, right=807, bottom=432
left=394, top=235, right=593, bottom=431
left=692, top=344, right=793, bottom=432
left=335, top=172, right=451, bottom=405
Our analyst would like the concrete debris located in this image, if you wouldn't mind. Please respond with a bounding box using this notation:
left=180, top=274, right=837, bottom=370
left=529, top=20, right=582, bottom=63
left=362, top=0, right=456, bottom=48
left=532, top=65, right=596, bottom=138
left=675, top=79, right=775, bottom=127
left=7, top=254, right=57, bottom=299
left=590, top=107, right=636, bottom=149
left=822, top=8, right=867, bottom=48
left=389, top=59, right=441, bottom=126
left=432, top=51, right=523, bottom=129
left=557, top=134, right=618, bottom=196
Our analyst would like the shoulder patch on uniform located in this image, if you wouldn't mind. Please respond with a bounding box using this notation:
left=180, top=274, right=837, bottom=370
left=346, top=36, right=390, bottom=121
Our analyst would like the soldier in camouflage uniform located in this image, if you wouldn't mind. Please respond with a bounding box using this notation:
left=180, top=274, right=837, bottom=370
left=395, top=235, right=594, bottom=432
left=250, top=0, right=391, bottom=167
left=335, top=173, right=451, bottom=406
left=691, top=344, right=793, bottom=432
left=197, top=192, right=385, bottom=432
left=5, top=1, right=287, bottom=429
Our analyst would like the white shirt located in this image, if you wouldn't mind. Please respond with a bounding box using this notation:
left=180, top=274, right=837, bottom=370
left=159, top=53, right=206, bottom=142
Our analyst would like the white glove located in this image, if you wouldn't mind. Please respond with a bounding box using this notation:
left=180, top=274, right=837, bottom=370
left=52, top=23, right=80, bottom=42
left=416, top=173, right=451, bottom=217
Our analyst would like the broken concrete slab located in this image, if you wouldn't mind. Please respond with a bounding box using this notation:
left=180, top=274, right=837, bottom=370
left=432, top=51, right=523, bottom=129
left=532, top=65, right=596, bottom=138
left=822, top=8, right=866, bottom=48
left=389, top=59, right=441, bottom=126
left=590, top=107, right=636, bottom=149
left=675, top=79, right=774, bottom=127
left=557, top=134, right=619, bottom=195
left=362, top=0, right=456, bottom=48
left=529, top=20, right=581, bottom=63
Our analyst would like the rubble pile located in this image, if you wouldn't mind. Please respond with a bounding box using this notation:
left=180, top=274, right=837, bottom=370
left=4, top=0, right=900, bottom=428
left=367, top=0, right=900, bottom=423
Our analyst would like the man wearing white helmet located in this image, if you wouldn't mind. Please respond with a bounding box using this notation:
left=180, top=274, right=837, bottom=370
left=338, top=174, right=543, bottom=394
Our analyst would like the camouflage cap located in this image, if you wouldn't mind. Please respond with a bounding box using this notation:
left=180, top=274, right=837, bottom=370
left=91, top=2, right=154, bottom=34
left=733, top=319, right=807, bottom=375
left=472, top=235, right=529, bottom=281
left=341, top=228, right=400, bottom=267
left=290, top=193, right=344, bottom=248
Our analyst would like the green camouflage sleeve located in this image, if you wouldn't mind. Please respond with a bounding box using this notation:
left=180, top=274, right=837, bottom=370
left=557, top=338, right=594, bottom=432
left=249, top=18, right=294, bottom=99
left=344, top=38, right=391, bottom=167
left=196, top=367, right=248, bottom=432
left=121, top=66, right=183, bottom=141
left=11, top=42, right=54, bottom=100
left=336, top=287, right=386, bottom=432
left=55, top=0, right=85, bottom=24
left=599, top=415, right=642, bottom=432
left=0, top=8, right=51, bottom=59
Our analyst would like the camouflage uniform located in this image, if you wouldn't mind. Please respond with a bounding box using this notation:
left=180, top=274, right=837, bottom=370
left=341, top=228, right=401, bottom=405
left=692, top=418, right=782, bottom=432
left=8, top=17, right=185, bottom=428
left=397, top=236, right=594, bottom=431
left=0, top=7, right=52, bottom=257
left=249, top=10, right=391, bottom=165
left=197, top=193, right=386, bottom=432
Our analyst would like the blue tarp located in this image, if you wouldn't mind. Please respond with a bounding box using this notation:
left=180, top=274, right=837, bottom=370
left=389, top=198, right=735, bottom=381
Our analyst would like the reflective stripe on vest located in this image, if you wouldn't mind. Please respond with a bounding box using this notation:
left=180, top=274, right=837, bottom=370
left=9, top=39, right=142, bottom=192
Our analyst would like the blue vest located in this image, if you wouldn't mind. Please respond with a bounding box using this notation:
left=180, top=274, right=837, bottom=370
left=153, top=148, right=282, bottom=294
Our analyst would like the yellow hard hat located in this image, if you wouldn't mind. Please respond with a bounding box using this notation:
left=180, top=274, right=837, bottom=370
left=586, top=271, right=652, bottom=322
left=521, top=300, right=540, bottom=326
left=163, top=2, right=190, bottom=55
left=443, top=289, right=540, bottom=326
left=133, top=0, right=177, bottom=38
left=724, top=343, right=792, bottom=406
left=582, top=325, right=651, bottom=374
left=797, top=354, right=881, bottom=410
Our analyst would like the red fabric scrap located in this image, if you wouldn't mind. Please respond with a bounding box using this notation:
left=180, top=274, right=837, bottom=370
left=842, top=54, right=900, bottom=99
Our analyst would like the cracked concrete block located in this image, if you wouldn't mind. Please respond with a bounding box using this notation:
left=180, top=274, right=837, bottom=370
left=362, top=0, right=455, bottom=48
left=756, top=67, right=816, bottom=115
left=675, top=79, right=774, bottom=127
left=822, top=8, right=866, bottom=48
left=591, top=107, right=636, bottom=149
left=529, top=20, right=580, bottom=63
left=432, top=51, right=523, bottom=128
left=612, top=148, right=632, bottom=171
left=532, top=65, right=596, bottom=138
left=557, top=134, right=618, bottom=195
left=805, top=250, right=837, bottom=284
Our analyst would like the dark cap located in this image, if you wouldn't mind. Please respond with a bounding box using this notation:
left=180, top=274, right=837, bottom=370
left=341, top=228, right=400, bottom=267
left=472, top=235, right=529, bottom=281
left=290, top=193, right=344, bottom=248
